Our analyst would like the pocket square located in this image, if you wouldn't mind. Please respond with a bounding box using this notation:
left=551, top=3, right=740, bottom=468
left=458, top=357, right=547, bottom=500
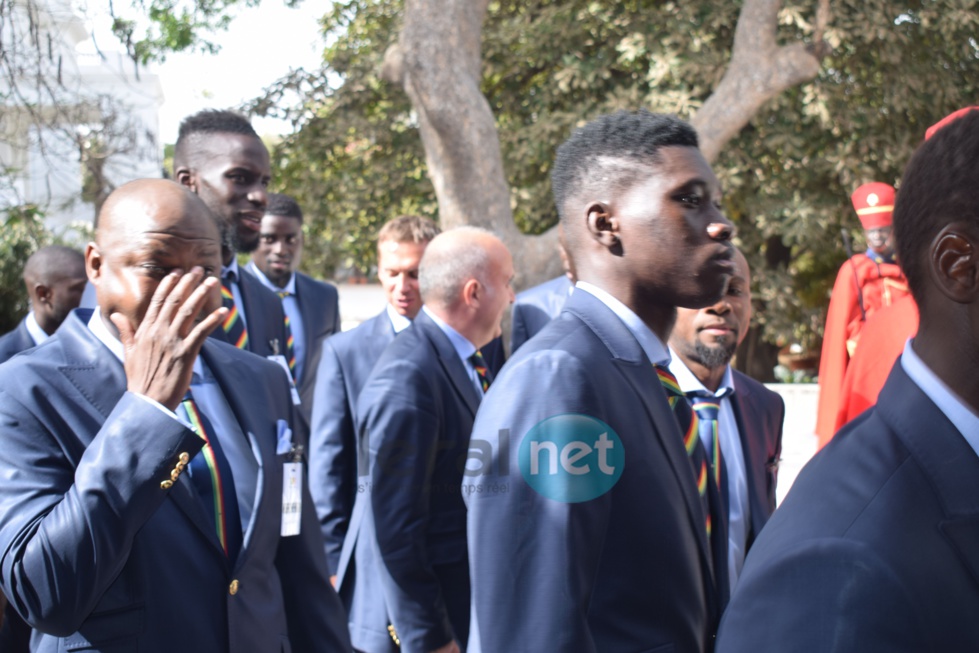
left=276, top=419, right=293, bottom=455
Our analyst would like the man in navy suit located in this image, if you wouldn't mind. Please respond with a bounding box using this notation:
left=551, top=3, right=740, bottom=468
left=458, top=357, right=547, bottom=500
left=173, top=110, right=290, bottom=360
left=668, top=248, right=784, bottom=600
left=0, top=179, right=350, bottom=652
left=354, top=227, right=514, bottom=653
left=310, top=214, right=440, bottom=652
left=0, top=246, right=87, bottom=364
left=466, top=110, right=735, bottom=653
left=509, top=235, right=575, bottom=353
left=716, top=107, right=979, bottom=651
left=0, top=246, right=86, bottom=653
left=247, top=193, right=340, bottom=418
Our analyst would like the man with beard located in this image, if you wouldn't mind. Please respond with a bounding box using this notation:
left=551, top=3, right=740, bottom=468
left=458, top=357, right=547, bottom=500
left=668, top=248, right=784, bottom=600
left=173, top=110, right=290, bottom=362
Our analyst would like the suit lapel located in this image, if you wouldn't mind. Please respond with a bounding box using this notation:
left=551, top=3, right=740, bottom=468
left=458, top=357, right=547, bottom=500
left=879, top=364, right=979, bottom=591
left=56, top=311, right=128, bottom=429
left=201, top=342, right=272, bottom=560
left=564, top=293, right=716, bottom=591
left=728, top=383, right=768, bottom=540
left=415, top=312, right=480, bottom=416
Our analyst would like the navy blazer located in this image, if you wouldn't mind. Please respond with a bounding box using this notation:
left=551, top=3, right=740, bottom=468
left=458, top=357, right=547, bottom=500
left=509, top=275, right=572, bottom=353
left=730, top=370, right=784, bottom=542
left=717, top=361, right=979, bottom=651
left=293, top=271, right=341, bottom=413
left=310, top=310, right=395, bottom=575
left=0, top=310, right=350, bottom=653
left=0, top=317, right=35, bottom=364
left=466, top=290, right=719, bottom=653
left=211, top=266, right=289, bottom=360
left=351, top=311, right=478, bottom=653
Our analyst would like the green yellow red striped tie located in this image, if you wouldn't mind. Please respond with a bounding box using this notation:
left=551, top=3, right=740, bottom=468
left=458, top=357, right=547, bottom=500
left=220, top=280, right=249, bottom=350
left=655, top=365, right=712, bottom=537
left=182, top=390, right=242, bottom=559
left=277, top=291, right=297, bottom=380
left=469, top=349, right=492, bottom=393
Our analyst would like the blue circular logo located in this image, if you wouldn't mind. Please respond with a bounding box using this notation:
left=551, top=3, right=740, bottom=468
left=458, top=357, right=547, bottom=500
left=518, top=414, right=625, bottom=503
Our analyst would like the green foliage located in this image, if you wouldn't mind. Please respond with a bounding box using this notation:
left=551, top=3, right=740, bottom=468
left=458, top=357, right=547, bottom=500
left=261, top=0, right=979, bottom=350
left=0, top=206, right=53, bottom=334
left=111, top=0, right=265, bottom=64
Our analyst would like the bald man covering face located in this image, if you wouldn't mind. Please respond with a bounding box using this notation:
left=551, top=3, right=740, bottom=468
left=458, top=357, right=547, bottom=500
left=0, top=179, right=349, bottom=653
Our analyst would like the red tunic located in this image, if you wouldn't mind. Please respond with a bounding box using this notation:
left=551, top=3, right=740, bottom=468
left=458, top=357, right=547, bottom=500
left=834, top=295, right=919, bottom=432
left=815, top=254, right=910, bottom=448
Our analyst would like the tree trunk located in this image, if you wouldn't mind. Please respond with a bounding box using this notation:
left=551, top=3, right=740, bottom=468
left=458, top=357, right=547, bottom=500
left=389, top=0, right=829, bottom=289
left=384, top=0, right=561, bottom=289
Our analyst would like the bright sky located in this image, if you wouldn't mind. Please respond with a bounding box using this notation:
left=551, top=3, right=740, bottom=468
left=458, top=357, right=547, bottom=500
left=87, top=0, right=329, bottom=141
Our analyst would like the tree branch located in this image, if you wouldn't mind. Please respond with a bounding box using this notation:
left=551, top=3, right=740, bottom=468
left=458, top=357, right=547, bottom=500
left=692, top=0, right=832, bottom=162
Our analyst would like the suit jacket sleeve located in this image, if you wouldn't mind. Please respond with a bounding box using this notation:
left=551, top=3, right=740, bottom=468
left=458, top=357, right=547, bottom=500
left=716, top=538, right=926, bottom=652
left=361, top=358, right=456, bottom=652
left=268, top=362, right=352, bottom=652
left=467, top=352, right=611, bottom=653
left=309, top=338, right=358, bottom=574
left=0, top=392, right=202, bottom=635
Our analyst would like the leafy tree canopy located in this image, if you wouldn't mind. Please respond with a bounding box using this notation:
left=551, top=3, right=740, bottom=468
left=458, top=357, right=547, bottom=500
left=256, top=0, right=979, bottom=356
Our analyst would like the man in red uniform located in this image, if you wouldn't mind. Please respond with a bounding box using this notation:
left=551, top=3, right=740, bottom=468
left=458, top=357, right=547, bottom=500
left=815, top=182, right=911, bottom=448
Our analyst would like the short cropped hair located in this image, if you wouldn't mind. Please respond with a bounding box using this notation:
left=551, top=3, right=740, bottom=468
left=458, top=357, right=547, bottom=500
left=266, top=193, right=303, bottom=223
left=173, top=110, right=259, bottom=166
left=23, top=245, right=84, bottom=286
left=551, top=110, right=699, bottom=222
left=894, top=109, right=979, bottom=303
left=419, top=226, right=495, bottom=308
left=377, top=215, right=441, bottom=247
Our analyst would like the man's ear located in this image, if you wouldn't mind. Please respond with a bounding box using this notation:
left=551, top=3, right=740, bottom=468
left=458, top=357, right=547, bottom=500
left=174, top=165, right=196, bottom=192
left=462, top=277, right=481, bottom=310
left=585, top=201, right=620, bottom=250
left=85, top=242, right=102, bottom=284
left=931, top=224, right=979, bottom=303
left=34, top=283, right=52, bottom=307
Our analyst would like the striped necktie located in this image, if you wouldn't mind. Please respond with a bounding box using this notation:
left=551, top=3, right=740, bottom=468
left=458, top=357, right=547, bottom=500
left=689, top=389, right=733, bottom=517
left=657, top=364, right=729, bottom=599
left=469, top=349, right=493, bottom=393
left=182, top=387, right=243, bottom=561
left=221, top=272, right=249, bottom=350
left=655, top=365, right=712, bottom=538
left=276, top=290, right=297, bottom=379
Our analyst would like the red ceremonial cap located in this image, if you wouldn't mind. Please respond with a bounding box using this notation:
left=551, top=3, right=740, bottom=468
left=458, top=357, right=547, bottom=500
left=850, top=182, right=895, bottom=230
left=925, top=106, right=979, bottom=141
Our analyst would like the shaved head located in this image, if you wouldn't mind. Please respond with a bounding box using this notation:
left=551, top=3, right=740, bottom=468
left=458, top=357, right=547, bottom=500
left=23, top=245, right=87, bottom=334
left=89, top=179, right=223, bottom=333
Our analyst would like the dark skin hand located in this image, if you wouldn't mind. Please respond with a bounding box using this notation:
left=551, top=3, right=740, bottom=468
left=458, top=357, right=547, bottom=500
left=110, top=266, right=227, bottom=412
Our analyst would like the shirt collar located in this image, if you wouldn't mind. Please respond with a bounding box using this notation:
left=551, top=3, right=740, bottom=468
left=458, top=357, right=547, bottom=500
left=422, top=305, right=477, bottom=362
left=575, top=281, right=670, bottom=367
left=901, top=338, right=979, bottom=451
left=222, top=258, right=241, bottom=283
left=25, top=311, right=49, bottom=346
left=247, top=261, right=296, bottom=295
left=667, top=348, right=735, bottom=396
left=386, top=303, right=412, bottom=333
